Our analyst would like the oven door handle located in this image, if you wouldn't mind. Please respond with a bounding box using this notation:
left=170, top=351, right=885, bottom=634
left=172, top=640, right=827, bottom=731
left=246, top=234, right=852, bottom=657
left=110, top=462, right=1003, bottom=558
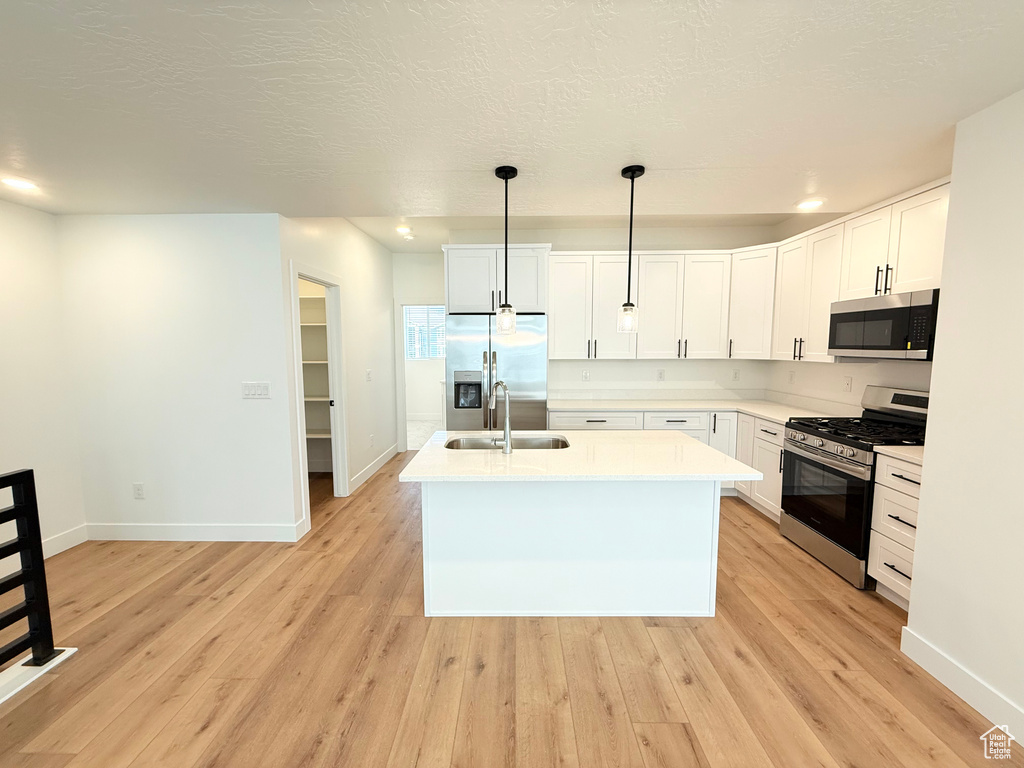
left=784, top=442, right=873, bottom=480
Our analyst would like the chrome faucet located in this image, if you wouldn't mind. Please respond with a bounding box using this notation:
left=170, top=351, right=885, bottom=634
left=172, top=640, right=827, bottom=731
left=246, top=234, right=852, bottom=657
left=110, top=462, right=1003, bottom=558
left=488, top=380, right=512, bottom=454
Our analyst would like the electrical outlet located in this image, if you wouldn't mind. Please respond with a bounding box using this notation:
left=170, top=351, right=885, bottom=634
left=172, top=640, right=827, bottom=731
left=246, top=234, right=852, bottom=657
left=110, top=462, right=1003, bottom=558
left=732, top=369, right=740, bottom=382
left=242, top=381, right=271, bottom=399
left=581, top=369, right=590, bottom=382
left=132, top=483, right=145, bottom=500
left=842, top=376, right=853, bottom=392
left=369, top=434, right=375, bottom=449
left=655, top=369, right=665, bottom=382
left=365, top=369, right=373, bottom=382
left=788, top=370, right=796, bottom=385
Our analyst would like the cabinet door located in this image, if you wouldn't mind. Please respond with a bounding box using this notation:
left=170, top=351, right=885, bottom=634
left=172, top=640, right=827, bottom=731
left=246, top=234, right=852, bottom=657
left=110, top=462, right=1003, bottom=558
left=709, top=411, right=738, bottom=490
left=735, top=413, right=755, bottom=496
left=446, top=248, right=497, bottom=313
left=636, top=254, right=685, bottom=359
left=592, top=254, right=637, bottom=359
left=888, top=185, right=948, bottom=294
left=548, top=254, right=593, bottom=360
left=728, top=247, right=777, bottom=359
left=751, top=438, right=783, bottom=519
left=497, top=246, right=548, bottom=313
left=839, top=207, right=892, bottom=300
left=771, top=238, right=808, bottom=360
left=802, top=224, right=844, bottom=363
left=681, top=253, right=731, bottom=359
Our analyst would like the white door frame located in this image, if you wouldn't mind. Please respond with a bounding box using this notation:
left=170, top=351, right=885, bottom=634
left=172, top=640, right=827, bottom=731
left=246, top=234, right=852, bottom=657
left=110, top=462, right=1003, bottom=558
left=289, top=261, right=351, bottom=536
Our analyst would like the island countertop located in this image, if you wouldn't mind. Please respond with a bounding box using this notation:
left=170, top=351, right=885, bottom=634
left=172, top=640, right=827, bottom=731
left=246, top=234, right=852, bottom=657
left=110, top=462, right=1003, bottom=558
left=399, top=430, right=762, bottom=483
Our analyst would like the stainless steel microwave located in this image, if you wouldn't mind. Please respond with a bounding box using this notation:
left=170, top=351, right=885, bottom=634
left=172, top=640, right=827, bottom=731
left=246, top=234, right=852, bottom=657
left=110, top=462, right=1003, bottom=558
left=828, top=289, right=939, bottom=360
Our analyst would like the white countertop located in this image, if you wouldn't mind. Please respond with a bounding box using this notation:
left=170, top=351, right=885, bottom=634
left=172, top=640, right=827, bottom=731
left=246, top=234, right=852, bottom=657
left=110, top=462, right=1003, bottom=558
left=546, top=398, right=830, bottom=424
left=874, top=444, right=925, bottom=465
left=399, top=430, right=762, bottom=483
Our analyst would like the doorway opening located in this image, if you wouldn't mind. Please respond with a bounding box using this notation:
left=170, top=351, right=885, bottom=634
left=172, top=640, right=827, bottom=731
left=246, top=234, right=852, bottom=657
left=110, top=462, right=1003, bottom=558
left=402, top=305, right=446, bottom=449
left=298, top=279, right=333, bottom=523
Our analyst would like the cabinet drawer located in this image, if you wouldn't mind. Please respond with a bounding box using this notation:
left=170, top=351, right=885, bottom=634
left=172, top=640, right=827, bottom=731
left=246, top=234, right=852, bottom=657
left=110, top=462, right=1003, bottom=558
left=643, top=411, right=709, bottom=430
left=875, top=454, right=923, bottom=498
left=753, top=418, right=784, bottom=446
left=547, top=411, right=643, bottom=430
left=868, top=534, right=914, bottom=601
left=871, top=484, right=919, bottom=550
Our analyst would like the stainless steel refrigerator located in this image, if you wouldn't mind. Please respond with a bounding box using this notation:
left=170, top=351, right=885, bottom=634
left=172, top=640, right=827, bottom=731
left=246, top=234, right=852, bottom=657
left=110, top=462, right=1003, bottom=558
left=445, top=315, right=547, bottom=431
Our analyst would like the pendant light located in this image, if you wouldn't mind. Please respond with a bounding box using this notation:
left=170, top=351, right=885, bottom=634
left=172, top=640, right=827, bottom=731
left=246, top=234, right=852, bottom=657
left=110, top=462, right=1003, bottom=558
left=617, top=164, right=645, bottom=333
left=495, top=165, right=518, bottom=335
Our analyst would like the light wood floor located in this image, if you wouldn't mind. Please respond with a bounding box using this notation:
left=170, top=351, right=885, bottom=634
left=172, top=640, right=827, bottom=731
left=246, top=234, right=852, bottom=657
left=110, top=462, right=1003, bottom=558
left=1, top=452, right=1016, bottom=768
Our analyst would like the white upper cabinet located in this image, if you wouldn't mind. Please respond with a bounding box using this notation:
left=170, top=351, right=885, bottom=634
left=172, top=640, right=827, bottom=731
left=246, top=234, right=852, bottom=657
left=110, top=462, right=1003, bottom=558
left=636, top=254, right=685, bottom=359
left=771, top=238, right=809, bottom=360
left=839, top=207, right=892, bottom=300
left=592, top=254, right=637, bottom=359
left=728, top=247, right=777, bottom=359
left=496, top=246, right=548, bottom=313
left=802, top=224, right=844, bottom=363
left=548, top=254, right=594, bottom=360
left=446, top=247, right=498, bottom=313
left=681, top=253, right=731, bottom=359
left=445, top=245, right=548, bottom=314
left=887, top=185, right=949, bottom=294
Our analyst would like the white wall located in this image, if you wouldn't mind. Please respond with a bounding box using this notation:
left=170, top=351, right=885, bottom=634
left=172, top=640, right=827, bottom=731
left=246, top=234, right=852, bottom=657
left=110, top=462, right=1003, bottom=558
left=901, top=90, right=1024, bottom=733
left=766, top=360, right=933, bottom=414
left=393, top=252, right=444, bottom=303
left=57, top=214, right=299, bottom=541
left=549, top=359, right=770, bottom=401
left=0, top=200, right=87, bottom=559
left=280, top=217, right=398, bottom=488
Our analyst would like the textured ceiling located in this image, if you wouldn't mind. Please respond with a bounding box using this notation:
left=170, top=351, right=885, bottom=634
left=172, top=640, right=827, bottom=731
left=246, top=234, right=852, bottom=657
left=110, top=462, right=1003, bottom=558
left=1, top=1, right=1023, bottom=217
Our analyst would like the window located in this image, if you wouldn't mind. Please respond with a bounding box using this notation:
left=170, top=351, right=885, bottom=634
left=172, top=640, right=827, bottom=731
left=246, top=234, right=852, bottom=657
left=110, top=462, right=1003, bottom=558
left=404, top=305, right=446, bottom=359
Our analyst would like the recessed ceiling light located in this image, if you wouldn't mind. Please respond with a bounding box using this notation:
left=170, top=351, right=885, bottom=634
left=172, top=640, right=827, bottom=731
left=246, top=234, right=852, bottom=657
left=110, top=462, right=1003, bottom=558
left=797, top=198, right=824, bottom=210
left=396, top=225, right=411, bottom=235
left=2, top=177, right=38, bottom=191
left=403, top=234, right=415, bottom=240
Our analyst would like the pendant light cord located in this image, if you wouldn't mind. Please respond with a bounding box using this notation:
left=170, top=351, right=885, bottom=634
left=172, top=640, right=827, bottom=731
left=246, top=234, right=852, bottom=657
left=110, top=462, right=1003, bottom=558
left=626, top=174, right=635, bottom=302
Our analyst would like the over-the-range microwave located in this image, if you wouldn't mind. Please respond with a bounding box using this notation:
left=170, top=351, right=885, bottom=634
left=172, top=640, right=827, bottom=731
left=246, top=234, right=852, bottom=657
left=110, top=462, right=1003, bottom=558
left=828, top=289, right=939, bottom=360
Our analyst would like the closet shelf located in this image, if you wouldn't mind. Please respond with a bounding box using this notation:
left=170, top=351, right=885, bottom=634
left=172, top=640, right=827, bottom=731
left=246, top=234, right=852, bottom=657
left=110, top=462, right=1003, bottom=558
left=302, top=360, right=329, bottom=364
left=300, top=323, right=327, bottom=327
left=304, top=396, right=330, bottom=402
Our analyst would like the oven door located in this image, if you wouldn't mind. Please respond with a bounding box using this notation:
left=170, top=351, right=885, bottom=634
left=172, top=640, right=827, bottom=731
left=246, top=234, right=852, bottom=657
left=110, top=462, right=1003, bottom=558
left=782, top=442, right=873, bottom=558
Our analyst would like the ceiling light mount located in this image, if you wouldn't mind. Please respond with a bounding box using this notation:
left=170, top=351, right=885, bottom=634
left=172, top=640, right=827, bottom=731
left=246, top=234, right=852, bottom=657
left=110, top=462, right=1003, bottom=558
left=494, top=166, right=518, bottom=182
left=797, top=198, right=825, bottom=210
left=2, top=177, right=39, bottom=191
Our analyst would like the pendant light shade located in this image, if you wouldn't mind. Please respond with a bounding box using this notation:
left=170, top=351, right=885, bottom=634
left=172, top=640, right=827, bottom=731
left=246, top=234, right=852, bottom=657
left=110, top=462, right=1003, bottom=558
left=619, top=165, right=645, bottom=334
left=495, top=165, right=518, bottom=335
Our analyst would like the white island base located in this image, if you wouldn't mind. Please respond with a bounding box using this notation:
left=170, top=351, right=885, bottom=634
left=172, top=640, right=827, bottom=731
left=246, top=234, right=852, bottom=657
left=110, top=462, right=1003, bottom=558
left=422, top=479, right=722, bottom=617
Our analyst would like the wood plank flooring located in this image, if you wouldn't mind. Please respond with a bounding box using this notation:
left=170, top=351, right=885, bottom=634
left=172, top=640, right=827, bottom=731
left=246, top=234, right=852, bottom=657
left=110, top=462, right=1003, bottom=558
left=1, top=451, right=1017, bottom=768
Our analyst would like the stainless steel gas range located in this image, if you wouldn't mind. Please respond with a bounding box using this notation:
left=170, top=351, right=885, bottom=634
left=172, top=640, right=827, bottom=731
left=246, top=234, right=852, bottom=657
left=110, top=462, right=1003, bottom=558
left=780, top=386, right=928, bottom=588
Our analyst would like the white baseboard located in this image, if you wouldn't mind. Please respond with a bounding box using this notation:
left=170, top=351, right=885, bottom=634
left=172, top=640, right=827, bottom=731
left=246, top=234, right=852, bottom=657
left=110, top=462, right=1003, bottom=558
left=407, top=412, right=442, bottom=422
left=901, top=626, right=1024, bottom=736
left=0, top=647, right=77, bottom=706
left=42, top=524, right=88, bottom=558
left=875, top=582, right=910, bottom=612
left=349, top=443, right=399, bottom=492
left=86, top=521, right=304, bottom=543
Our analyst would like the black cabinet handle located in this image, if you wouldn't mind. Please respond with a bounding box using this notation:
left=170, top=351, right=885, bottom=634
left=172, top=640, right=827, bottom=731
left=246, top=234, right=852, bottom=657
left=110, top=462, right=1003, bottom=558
left=677, top=339, right=681, bottom=358
left=587, top=339, right=591, bottom=359
left=887, top=514, right=917, bottom=529
left=585, top=419, right=607, bottom=423
left=594, top=339, right=598, bottom=358
left=683, top=339, right=688, bottom=358
left=779, top=450, right=784, bottom=473
left=491, top=290, right=495, bottom=311
left=712, top=413, right=717, bottom=433
left=729, top=339, right=733, bottom=358
left=793, top=337, right=798, bottom=360
left=884, top=264, right=893, bottom=294
left=875, top=266, right=883, bottom=295
left=666, top=419, right=689, bottom=423
left=798, top=338, right=805, bottom=360
left=891, top=473, right=921, bottom=485
left=884, top=562, right=912, bottom=580
left=760, top=428, right=777, bottom=436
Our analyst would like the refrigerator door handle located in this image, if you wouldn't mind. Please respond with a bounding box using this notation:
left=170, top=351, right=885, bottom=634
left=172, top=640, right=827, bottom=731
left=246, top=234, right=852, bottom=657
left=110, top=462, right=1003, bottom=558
left=482, top=350, right=490, bottom=428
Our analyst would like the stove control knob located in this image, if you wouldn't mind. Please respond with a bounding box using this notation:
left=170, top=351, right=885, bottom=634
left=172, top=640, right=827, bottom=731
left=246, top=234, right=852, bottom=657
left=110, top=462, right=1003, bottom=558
left=835, top=445, right=845, bottom=456
left=846, top=448, right=857, bottom=458
left=814, top=438, right=824, bottom=448
left=796, top=433, right=807, bottom=442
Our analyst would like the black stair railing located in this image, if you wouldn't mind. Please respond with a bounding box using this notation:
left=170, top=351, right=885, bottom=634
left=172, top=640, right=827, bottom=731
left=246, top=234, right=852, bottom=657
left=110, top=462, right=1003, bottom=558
left=0, top=469, right=62, bottom=668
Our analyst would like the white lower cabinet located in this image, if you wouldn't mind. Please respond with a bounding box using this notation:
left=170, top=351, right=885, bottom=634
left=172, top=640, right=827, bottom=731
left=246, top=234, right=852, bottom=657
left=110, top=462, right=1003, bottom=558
left=868, top=452, right=924, bottom=606
left=734, top=413, right=755, bottom=496
left=548, top=410, right=643, bottom=430
left=709, top=411, right=737, bottom=490
left=643, top=411, right=710, bottom=445
left=868, top=534, right=914, bottom=602
left=750, top=436, right=784, bottom=519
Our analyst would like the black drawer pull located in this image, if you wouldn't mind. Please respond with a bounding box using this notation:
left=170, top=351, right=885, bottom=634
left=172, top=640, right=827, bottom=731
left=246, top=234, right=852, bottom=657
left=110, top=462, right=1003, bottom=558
left=760, top=428, right=777, bottom=436
left=585, top=419, right=607, bottom=423
left=666, top=419, right=688, bottom=423
left=891, top=473, right=921, bottom=485
left=887, top=514, right=917, bottom=529
left=884, top=562, right=912, bottom=580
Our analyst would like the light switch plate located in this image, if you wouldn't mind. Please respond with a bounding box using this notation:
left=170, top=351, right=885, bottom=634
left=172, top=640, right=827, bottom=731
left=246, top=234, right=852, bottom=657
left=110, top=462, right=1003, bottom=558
left=132, top=483, right=145, bottom=500
left=242, top=382, right=272, bottom=399
left=842, top=376, right=853, bottom=393
left=581, top=369, right=590, bottom=382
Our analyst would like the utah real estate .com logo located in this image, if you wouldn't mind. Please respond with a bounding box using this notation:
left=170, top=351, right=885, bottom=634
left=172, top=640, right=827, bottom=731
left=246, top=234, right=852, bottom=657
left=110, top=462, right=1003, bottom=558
left=980, top=725, right=1016, bottom=760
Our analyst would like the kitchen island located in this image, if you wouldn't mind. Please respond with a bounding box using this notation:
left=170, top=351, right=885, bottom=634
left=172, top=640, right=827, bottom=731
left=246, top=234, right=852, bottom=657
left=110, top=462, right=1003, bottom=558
left=399, top=429, right=760, bottom=616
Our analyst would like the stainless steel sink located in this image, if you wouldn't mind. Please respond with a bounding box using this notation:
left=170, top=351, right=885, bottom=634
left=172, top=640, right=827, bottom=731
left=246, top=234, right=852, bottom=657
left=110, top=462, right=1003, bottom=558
left=444, top=435, right=570, bottom=451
